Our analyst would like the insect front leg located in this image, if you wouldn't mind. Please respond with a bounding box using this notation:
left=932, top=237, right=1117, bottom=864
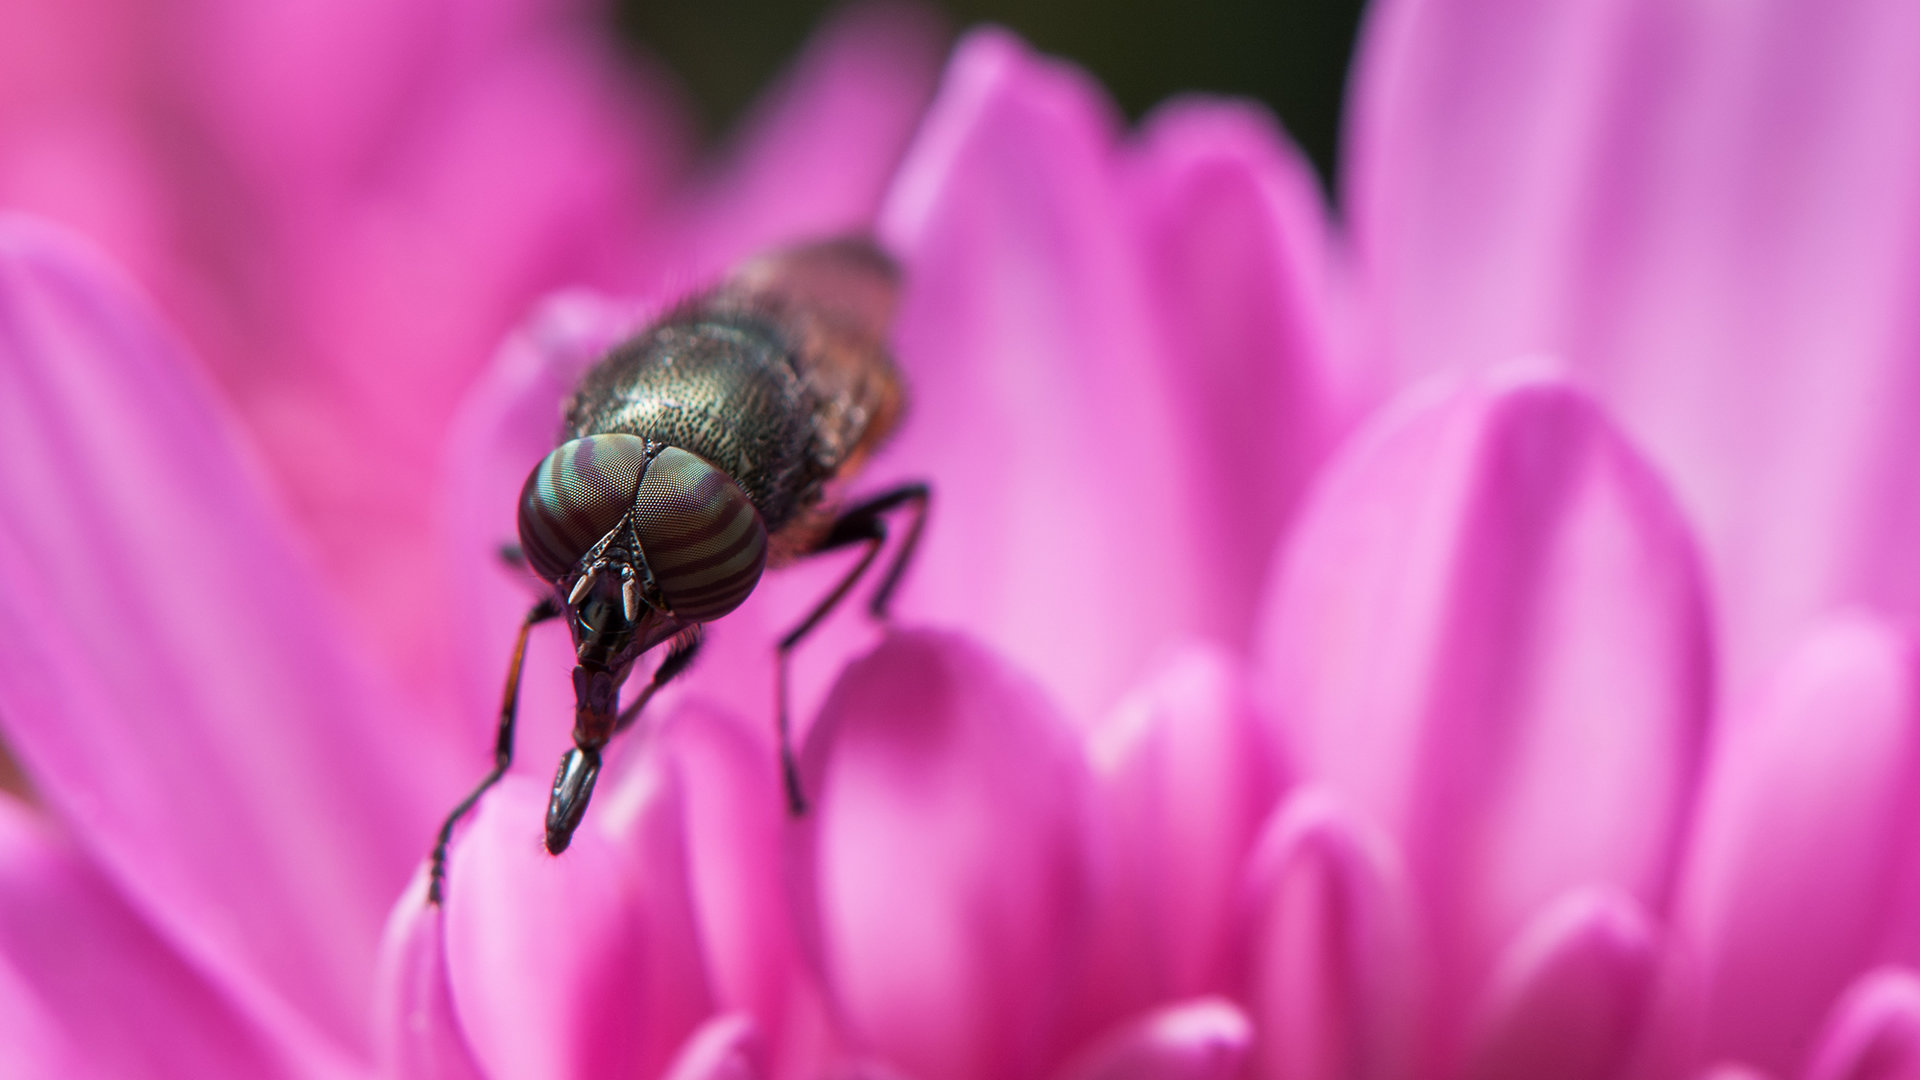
left=428, top=596, right=560, bottom=905
left=776, top=481, right=931, bottom=814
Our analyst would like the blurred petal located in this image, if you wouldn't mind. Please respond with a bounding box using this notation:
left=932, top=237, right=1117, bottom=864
left=1053, top=998, right=1252, bottom=1080
left=243, top=27, right=678, bottom=725
left=797, top=629, right=1094, bottom=1080
left=1805, top=969, right=1920, bottom=1080
left=1123, top=96, right=1350, bottom=647
left=1242, top=788, right=1416, bottom=1080
left=1674, top=616, right=1920, bottom=1075
left=0, top=796, right=325, bottom=1078
left=672, top=0, right=947, bottom=274
left=373, top=885, right=485, bottom=1080
left=444, top=771, right=713, bottom=1080
left=1257, top=367, right=1711, bottom=1020
left=874, top=30, right=1200, bottom=720
left=1697, top=1069, right=1774, bottom=1080
left=1081, top=645, right=1283, bottom=1026
left=1462, top=888, right=1658, bottom=1080
left=0, top=953, right=85, bottom=1079
left=0, top=216, right=449, bottom=1050
left=662, top=1014, right=764, bottom=1080
left=1348, top=0, right=1920, bottom=689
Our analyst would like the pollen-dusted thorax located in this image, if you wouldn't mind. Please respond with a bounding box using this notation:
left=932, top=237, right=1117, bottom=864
left=516, top=434, right=767, bottom=624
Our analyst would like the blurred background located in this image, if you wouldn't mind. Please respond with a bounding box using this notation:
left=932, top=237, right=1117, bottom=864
left=617, top=0, right=1366, bottom=191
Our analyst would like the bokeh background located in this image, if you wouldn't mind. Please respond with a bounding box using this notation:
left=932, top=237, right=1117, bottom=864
left=616, top=0, right=1365, bottom=191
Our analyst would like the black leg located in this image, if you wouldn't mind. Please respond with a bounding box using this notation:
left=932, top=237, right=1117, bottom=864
left=613, top=627, right=705, bottom=735
left=776, top=482, right=930, bottom=815
left=428, top=596, right=560, bottom=905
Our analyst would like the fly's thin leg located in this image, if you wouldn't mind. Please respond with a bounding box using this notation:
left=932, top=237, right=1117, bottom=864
left=776, top=481, right=931, bottom=815
left=428, top=596, right=560, bottom=905
left=613, top=627, right=705, bottom=735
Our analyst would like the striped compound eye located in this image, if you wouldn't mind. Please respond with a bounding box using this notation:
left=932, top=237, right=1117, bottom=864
left=517, top=434, right=652, bottom=582
left=631, top=446, right=768, bottom=623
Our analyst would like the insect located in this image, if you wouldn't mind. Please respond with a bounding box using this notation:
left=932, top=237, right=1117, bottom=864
left=427, top=237, right=929, bottom=904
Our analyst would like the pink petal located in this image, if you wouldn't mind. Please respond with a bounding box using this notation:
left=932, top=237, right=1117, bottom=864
left=1697, top=1069, right=1775, bottom=1080
left=0, top=795, right=334, bottom=1077
left=873, top=30, right=1211, bottom=720
left=1121, top=96, right=1352, bottom=649
left=1256, top=367, right=1711, bottom=1024
left=1804, top=968, right=1920, bottom=1080
left=1242, top=788, right=1417, bottom=1080
left=652, top=699, right=833, bottom=1067
left=1080, top=645, right=1284, bottom=1029
left=243, top=29, right=678, bottom=726
left=1462, top=888, right=1659, bottom=1080
left=0, top=216, right=453, bottom=1051
left=0, top=954, right=86, bottom=1079
left=661, top=1014, right=765, bottom=1080
left=443, top=771, right=713, bottom=1080
left=1347, top=0, right=1920, bottom=690
left=1673, top=615, right=1920, bottom=1075
left=796, top=629, right=1095, bottom=1080
left=668, top=0, right=947, bottom=276
left=1053, top=998, right=1252, bottom=1080
left=373, top=883, right=486, bottom=1080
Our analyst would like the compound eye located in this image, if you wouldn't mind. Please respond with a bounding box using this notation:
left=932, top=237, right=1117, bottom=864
left=517, top=434, right=651, bottom=581
left=632, top=447, right=768, bottom=622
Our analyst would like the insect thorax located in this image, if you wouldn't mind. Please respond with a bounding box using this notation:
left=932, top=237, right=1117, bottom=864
left=562, top=313, right=824, bottom=534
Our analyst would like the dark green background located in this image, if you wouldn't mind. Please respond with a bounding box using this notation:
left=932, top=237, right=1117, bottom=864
left=612, top=0, right=1368, bottom=193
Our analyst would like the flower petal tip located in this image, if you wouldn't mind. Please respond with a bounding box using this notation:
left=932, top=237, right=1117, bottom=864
left=1804, top=968, right=1920, bottom=1080
left=1055, top=998, right=1252, bottom=1080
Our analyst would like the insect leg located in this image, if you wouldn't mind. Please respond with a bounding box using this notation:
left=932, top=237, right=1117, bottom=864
left=776, top=481, right=931, bottom=815
left=613, top=627, right=705, bottom=735
left=428, top=596, right=560, bottom=905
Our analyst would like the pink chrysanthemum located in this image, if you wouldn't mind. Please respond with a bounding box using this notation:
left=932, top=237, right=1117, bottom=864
left=6, top=2, right=1920, bottom=1080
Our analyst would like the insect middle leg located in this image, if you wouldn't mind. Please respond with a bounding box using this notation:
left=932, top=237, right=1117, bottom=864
left=776, top=481, right=930, bottom=814
left=428, top=595, right=559, bottom=905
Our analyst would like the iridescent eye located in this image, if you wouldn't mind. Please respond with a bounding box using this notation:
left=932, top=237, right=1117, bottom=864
left=517, top=434, right=651, bottom=581
left=632, top=446, right=768, bottom=622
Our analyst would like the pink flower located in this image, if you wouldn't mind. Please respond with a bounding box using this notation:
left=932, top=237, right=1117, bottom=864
left=0, top=0, right=943, bottom=736
left=5, top=3, right=1920, bottom=1080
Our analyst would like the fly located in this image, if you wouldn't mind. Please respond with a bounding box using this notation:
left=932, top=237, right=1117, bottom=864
left=428, top=237, right=929, bottom=904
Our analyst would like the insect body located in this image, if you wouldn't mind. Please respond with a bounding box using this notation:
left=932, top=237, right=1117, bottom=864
left=428, top=238, right=929, bottom=903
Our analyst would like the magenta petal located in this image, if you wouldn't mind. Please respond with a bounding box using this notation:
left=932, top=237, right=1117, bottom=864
left=661, top=1014, right=765, bottom=1080
left=671, top=1, right=946, bottom=274
left=0, top=796, right=331, bottom=1077
left=1462, top=888, right=1658, bottom=1080
left=874, top=30, right=1208, bottom=719
left=0, top=216, right=451, bottom=1050
left=1121, top=97, right=1350, bottom=648
left=1697, top=1069, right=1775, bottom=1080
left=1081, top=645, right=1284, bottom=1026
left=1257, top=367, right=1711, bottom=1011
left=373, top=887, right=485, bottom=1080
left=1053, top=998, right=1251, bottom=1080
left=444, top=772, right=714, bottom=1080
left=798, top=629, right=1095, bottom=1080
left=1242, top=787, right=1417, bottom=1080
left=654, top=701, right=811, bottom=1055
left=1347, top=0, right=1920, bottom=688
left=1804, top=968, right=1920, bottom=1080
left=1673, top=615, right=1920, bottom=1075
